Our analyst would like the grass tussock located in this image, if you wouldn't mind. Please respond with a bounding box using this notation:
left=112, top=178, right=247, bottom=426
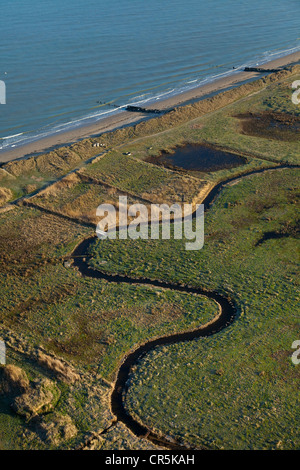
left=0, top=187, right=13, bottom=206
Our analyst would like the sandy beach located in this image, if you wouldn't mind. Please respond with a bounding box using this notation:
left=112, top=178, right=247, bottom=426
left=0, top=50, right=299, bottom=164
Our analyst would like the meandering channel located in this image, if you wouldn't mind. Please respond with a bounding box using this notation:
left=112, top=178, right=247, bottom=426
left=71, top=163, right=298, bottom=450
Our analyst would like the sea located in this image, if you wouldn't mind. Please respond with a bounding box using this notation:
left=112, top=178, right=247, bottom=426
left=0, top=0, right=299, bottom=151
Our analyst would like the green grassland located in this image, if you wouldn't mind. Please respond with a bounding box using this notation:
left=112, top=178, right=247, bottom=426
left=0, top=207, right=218, bottom=379
left=116, top=168, right=299, bottom=450
left=0, top=67, right=299, bottom=450
left=0, top=206, right=217, bottom=449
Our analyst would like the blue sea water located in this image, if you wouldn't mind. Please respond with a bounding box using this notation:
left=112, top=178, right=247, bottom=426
left=0, top=0, right=299, bottom=151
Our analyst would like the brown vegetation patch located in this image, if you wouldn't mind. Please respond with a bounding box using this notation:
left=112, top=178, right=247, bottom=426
left=3, top=149, right=82, bottom=179
left=40, top=172, right=80, bottom=196
left=0, top=364, right=30, bottom=396
left=140, top=175, right=206, bottom=205
left=24, top=184, right=39, bottom=195
left=31, top=176, right=149, bottom=226
left=0, top=187, right=13, bottom=206
left=48, top=310, right=108, bottom=364
left=0, top=168, right=15, bottom=181
left=36, top=351, right=80, bottom=384
left=190, top=123, right=205, bottom=130
left=235, top=111, right=300, bottom=141
left=0, top=208, right=85, bottom=270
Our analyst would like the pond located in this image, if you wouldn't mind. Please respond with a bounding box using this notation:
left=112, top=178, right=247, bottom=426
left=146, top=143, right=247, bottom=172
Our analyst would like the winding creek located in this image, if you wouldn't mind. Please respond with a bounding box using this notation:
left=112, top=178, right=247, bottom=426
left=71, top=164, right=298, bottom=450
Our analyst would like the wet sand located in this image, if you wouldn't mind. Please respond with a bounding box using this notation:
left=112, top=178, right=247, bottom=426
left=0, top=50, right=299, bottom=164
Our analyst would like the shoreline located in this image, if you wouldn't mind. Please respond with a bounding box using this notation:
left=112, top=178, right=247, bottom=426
left=0, top=49, right=299, bottom=164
